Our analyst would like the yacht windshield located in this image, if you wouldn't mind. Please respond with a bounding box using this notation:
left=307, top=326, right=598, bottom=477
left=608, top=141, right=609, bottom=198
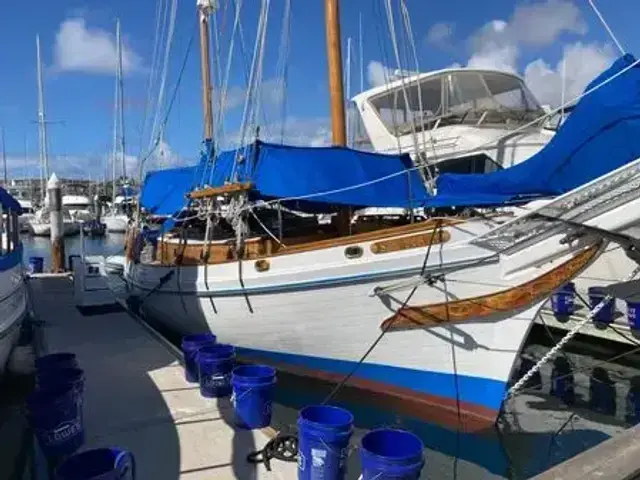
left=347, top=101, right=374, bottom=151
left=369, top=71, right=544, bottom=137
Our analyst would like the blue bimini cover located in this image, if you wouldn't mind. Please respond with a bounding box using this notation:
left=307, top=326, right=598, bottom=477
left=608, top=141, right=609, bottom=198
left=0, top=187, right=22, bottom=214
left=203, top=141, right=428, bottom=212
left=428, top=54, right=640, bottom=208
left=139, top=165, right=200, bottom=215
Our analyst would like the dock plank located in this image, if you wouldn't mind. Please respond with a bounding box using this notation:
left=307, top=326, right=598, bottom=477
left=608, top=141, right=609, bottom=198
left=30, top=275, right=296, bottom=479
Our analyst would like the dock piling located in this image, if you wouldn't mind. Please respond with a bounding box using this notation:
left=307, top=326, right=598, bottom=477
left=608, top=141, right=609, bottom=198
left=48, top=173, right=65, bottom=272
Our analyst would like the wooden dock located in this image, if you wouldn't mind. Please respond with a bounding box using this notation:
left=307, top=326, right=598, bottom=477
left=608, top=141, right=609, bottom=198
left=29, top=274, right=296, bottom=479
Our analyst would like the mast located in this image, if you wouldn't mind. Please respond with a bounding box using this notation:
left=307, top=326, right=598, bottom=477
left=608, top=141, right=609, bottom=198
left=325, top=0, right=347, bottom=146
left=359, top=12, right=364, bottom=92
left=116, top=19, right=127, bottom=187
left=111, top=22, right=119, bottom=206
left=36, top=34, right=49, bottom=202
left=197, top=0, right=215, bottom=142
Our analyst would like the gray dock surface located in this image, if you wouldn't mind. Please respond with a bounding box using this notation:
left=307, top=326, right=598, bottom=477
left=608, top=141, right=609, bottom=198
left=532, top=420, right=640, bottom=479
left=30, top=274, right=296, bottom=479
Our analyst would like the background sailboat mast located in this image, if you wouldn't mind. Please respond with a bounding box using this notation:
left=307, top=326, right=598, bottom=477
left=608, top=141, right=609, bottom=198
left=36, top=34, right=49, bottom=202
left=325, top=0, right=347, bottom=146
left=116, top=20, right=126, bottom=187
left=197, top=0, right=215, bottom=142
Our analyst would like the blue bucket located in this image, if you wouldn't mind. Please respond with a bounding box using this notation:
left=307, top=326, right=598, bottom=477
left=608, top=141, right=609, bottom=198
left=627, top=301, right=640, bottom=330
left=551, top=283, right=575, bottom=316
left=27, top=384, right=84, bottom=458
left=36, top=368, right=85, bottom=399
left=297, top=405, right=354, bottom=480
left=55, top=448, right=136, bottom=480
left=360, top=429, right=425, bottom=480
left=36, top=353, right=79, bottom=372
left=588, top=286, right=615, bottom=324
left=28, top=256, right=44, bottom=274
left=181, top=333, right=216, bottom=383
left=231, top=365, right=276, bottom=429
left=197, top=344, right=235, bottom=398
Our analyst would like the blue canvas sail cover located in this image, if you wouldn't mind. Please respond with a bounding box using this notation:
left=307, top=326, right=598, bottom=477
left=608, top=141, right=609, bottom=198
left=0, top=187, right=22, bottom=214
left=203, top=141, right=428, bottom=211
left=140, top=140, right=429, bottom=218
left=139, top=165, right=202, bottom=215
left=427, top=54, right=640, bottom=208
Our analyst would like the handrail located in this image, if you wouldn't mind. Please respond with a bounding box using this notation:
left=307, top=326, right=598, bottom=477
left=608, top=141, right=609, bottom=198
left=188, top=182, right=253, bottom=200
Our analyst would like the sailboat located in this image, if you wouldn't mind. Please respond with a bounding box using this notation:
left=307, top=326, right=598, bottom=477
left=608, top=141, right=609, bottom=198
left=103, top=20, right=130, bottom=234
left=0, top=188, right=28, bottom=377
left=27, top=35, right=79, bottom=237
left=125, top=0, right=640, bottom=432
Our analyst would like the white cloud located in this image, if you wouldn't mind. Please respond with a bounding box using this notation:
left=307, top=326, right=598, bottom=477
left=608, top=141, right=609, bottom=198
left=507, top=0, right=586, bottom=46
left=367, top=61, right=394, bottom=87
left=462, top=0, right=615, bottom=109
left=467, top=0, right=587, bottom=72
left=53, top=18, right=142, bottom=74
left=216, top=78, right=285, bottom=112
left=426, top=22, right=454, bottom=47
left=524, top=42, right=616, bottom=106
left=224, top=117, right=331, bottom=150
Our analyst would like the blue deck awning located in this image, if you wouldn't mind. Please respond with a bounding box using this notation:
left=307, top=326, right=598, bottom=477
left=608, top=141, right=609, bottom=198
left=203, top=141, right=429, bottom=212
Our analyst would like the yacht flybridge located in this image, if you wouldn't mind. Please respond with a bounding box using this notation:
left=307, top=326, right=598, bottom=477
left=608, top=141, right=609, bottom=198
left=349, top=67, right=554, bottom=175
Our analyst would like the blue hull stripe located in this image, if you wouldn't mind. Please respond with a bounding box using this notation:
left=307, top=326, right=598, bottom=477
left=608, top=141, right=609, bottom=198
left=235, top=347, right=507, bottom=411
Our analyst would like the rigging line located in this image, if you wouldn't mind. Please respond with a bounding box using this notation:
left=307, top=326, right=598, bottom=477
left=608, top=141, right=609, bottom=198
left=321, top=220, right=444, bottom=405
left=138, top=0, right=166, bottom=157
left=384, top=0, right=432, bottom=190
left=234, top=0, right=270, bottom=178
left=249, top=0, right=271, bottom=142
left=148, top=0, right=178, bottom=154
left=372, top=0, right=405, bottom=157
left=276, top=0, right=292, bottom=143
left=248, top=207, right=286, bottom=246
left=144, top=0, right=170, bottom=152
left=587, top=0, right=625, bottom=55
left=399, top=0, right=438, bottom=185
left=138, top=21, right=196, bottom=177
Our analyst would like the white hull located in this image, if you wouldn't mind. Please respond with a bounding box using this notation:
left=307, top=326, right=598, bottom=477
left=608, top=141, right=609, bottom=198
left=104, top=215, right=128, bottom=233
left=127, top=158, right=640, bottom=431
left=0, top=255, right=28, bottom=377
left=29, top=220, right=80, bottom=237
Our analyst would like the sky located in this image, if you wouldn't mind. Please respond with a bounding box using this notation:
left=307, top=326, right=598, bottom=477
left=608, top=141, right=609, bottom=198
left=0, top=0, right=638, bottom=180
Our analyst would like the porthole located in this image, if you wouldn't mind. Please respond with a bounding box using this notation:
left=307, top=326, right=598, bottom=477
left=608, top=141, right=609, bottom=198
left=255, top=259, right=270, bottom=272
left=345, top=246, right=363, bottom=259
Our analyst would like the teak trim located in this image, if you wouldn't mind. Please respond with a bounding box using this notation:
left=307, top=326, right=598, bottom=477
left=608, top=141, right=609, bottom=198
left=371, top=230, right=451, bottom=255
left=380, top=243, right=601, bottom=331
left=157, top=218, right=460, bottom=265
left=189, top=182, right=253, bottom=199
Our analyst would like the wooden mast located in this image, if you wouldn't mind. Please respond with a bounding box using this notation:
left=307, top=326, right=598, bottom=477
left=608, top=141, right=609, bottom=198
left=325, top=0, right=351, bottom=233
left=325, top=0, right=347, bottom=146
left=197, top=0, right=215, bottom=141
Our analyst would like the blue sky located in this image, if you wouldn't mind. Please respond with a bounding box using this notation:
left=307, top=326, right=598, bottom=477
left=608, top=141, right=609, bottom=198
left=0, top=0, right=638, bottom=180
